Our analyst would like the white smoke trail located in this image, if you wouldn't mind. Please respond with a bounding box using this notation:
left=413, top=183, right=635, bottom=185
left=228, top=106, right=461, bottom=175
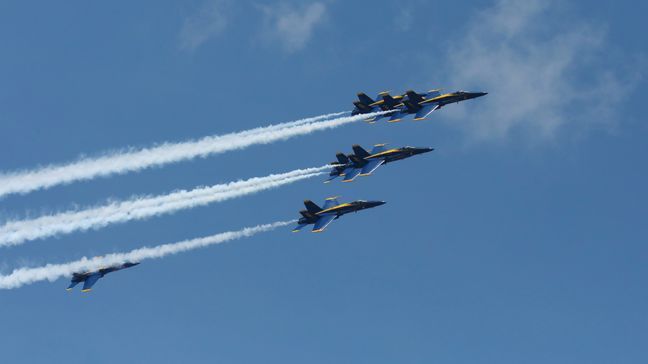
left=0, top=220, right=293, bottom=289
left=0, top=166, right=327, bottom=247
left=0, top=111, right=387, bottom=197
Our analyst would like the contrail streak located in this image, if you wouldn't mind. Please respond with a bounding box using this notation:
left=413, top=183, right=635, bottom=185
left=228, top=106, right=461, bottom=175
left=0, top=220, right=293, bottom=289
left=0, top=167, right=327, bottom=247
left=0, top=111, right=387, bottom=197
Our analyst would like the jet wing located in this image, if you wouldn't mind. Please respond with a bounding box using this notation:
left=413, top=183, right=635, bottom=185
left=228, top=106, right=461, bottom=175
left=359, top=159, right=384, bottom=176
left=312, top=214, right=336, bottom=233
left=342, top=168, right=362, bottom=182
left=81, top=273, right=101, bottom=292
left=414, top=104, right=440, bottom=120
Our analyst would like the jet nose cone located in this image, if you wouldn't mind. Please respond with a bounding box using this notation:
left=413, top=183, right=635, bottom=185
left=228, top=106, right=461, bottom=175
left=476, top=92, right=488, bottom=97
left=372, top=201, right=386, bottom=207
left=411, top=147, right=434, bottom=155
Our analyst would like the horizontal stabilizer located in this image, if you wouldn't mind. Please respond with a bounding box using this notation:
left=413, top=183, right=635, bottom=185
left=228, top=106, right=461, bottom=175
left=66, top=281, right=80, bottom=291
left=388, top=112, right=403, bottom=123
left=292, top=224, right=308, bottom=232
left=324, top=175, right=339, bottom=183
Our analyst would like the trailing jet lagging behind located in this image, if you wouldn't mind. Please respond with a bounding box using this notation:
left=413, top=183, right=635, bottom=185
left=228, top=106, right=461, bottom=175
left=325, top=153, right=353, bottom=183
left=325, top=144, right=434, bottom=183
left=66, top=262, right=139, bottom=292
left=388, top=89, right=487, bottom=122
left=292, top=197, right=386, bottom=233
left=351, top=91, right=403, bottom=122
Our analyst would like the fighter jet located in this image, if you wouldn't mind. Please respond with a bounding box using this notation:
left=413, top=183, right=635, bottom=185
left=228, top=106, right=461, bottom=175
left=292, top=197, right=386, bottom=233
left=325, top=153, right=354, bottom=183
left=388, top=89, right=487, bottom=122
left=325, top=144, right=433, bottom=183
left=351, top=91, right=403, bottom=122
left=66, top=262, right=139, bottom=292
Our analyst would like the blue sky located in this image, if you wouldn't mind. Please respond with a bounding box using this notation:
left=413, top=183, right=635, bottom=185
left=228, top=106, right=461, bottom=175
left=1, top=0, right=647, bottom=362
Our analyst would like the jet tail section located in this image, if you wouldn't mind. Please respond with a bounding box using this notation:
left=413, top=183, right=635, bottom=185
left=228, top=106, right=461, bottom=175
left=292, top=224, right=308, bottom=232
left=381, top=94, right=401, bottom=108
left=405, top=90, right=425, bottom=104
left=349, top=154, right=367, bottom=167
left=303, top=200, right=322, bottom=214
left=353, top=101, right=372, bottom=113
left=352, top=145, right=370, bottom=158
left=403, top=100, right=422, bottom=113
left=300, top=210, right=316, bottom=220
left=335, top=153, right=349, bottom=165
left=357, top=92, right=375, bottom=105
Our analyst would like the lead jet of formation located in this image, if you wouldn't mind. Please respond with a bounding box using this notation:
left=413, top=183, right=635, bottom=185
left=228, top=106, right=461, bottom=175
left=292, top=197, right=386, bottom=233
left=325, top=144, right=434, bottom=183
left=66, top=262, right=140, bottom=292
left=351, top=91, right=404, bottom=122
left=386, top=89, right=488, bottom=122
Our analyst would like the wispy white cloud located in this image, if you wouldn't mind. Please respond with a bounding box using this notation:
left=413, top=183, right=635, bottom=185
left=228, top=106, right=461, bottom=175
left=440, top=0, right=640, bottom=141
left=394, top=8, right=413, bottom=32
left=259, top=2, right=327, bottom=52
left=179, top=0, right=230, bottom=51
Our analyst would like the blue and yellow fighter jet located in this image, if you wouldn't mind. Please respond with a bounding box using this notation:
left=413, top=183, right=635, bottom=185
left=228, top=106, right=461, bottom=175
left=386, top=89, right=488, bottom=122
left=292, top=197, right=386, bottom=233
left=66, top=262, right=139, bottom=292
left=325, top=144, right=434, bottom=183
left=351, top=91, right=403, bottom=122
